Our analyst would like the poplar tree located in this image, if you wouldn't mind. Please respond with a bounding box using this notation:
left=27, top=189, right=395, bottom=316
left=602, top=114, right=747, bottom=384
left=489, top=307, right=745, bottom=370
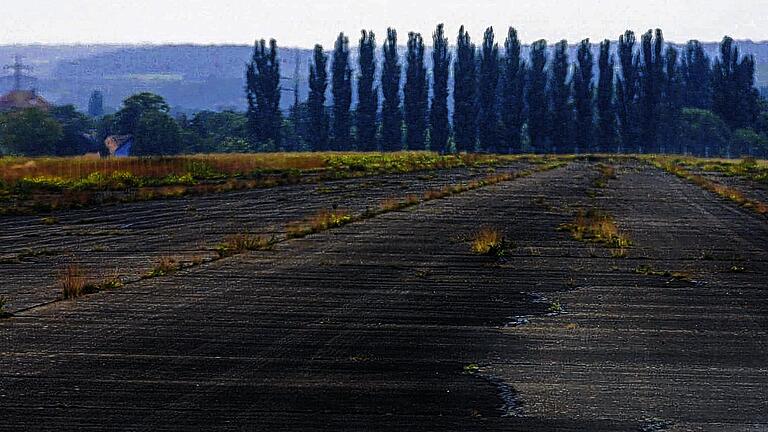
left=661, top=46, right=682, bottom=153
left=478, top=27, right=500, bottom=153
left=430, top=24, right=451, bottom=154
left=573, top=39, right=594, bottom=153
left=596, top=40, right=617, bottom=153
left=616, top=30, right=640, bottom=153
left=331, top=33, right=352, bottom=150
left=639, top=29, right=665, bottom=153
left=246, top=38, right=282, bottom=150
left=357, top=30, right=378, bottom=151
left=308, top=44, right=329, bottom=151
left=527, top=40, right=549, bottom=153
left=713, top=36, right=759, bottom=130
left=549, top=40, right=571, bottom=154
left=501, top=27, right=526, bottom=154
left=681, top=40, right=712, bottom=109
left=381, top=28, right=402, bottom=151
left=453, top=26, right=477, bottom=153
left=404, top=32, right=428, bottom=150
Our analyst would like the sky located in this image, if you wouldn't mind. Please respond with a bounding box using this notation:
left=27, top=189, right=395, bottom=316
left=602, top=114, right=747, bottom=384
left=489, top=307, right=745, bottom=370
left=2, top=0, right=768, bottom=47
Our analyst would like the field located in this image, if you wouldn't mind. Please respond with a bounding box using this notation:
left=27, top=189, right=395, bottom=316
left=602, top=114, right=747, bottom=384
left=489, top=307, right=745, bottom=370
left=1, top=153, right=767, bottom=430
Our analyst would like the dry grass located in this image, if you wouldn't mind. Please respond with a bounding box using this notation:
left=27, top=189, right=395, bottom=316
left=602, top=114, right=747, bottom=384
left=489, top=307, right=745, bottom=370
left=147, top=256, right=180, bottom=277
left=593, top=164, right=617, bottom=188
left=0, top=152, right=491, bottom=186
left=471, top=227, right=506, bottom=256
left=560, top=209, right=631, bottom=255
left=59, top=264, right=89, bottom=299
left=287, top=209, right=353, bottom=238
left=378, top=194, right=422, bottom=213
left=649, top=157, right=768, bottom=217
left=423, top=189, right=448, bottom=200
left=0, top=152, right=503, bottom=215
left=216, top=233, right=276, bottom=257
left=597, top=163, right=617, bottom=179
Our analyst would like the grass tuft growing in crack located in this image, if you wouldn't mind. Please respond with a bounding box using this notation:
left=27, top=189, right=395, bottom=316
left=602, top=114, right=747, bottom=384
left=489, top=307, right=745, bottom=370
left=560, top=209, right=631, bottom=256
left=287, top=209, right=353, bottom=238
left=471, top=227, right=508, bottom=257
left=146, top=256, right=180, bottom=277
left=59, top=264, right=90, bottom=299
left=216, top=234, right=277, bottom=257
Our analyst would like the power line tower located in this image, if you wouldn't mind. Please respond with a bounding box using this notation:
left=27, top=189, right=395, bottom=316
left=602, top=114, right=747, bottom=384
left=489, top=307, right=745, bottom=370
left=4, top=55, right=34, bottom=91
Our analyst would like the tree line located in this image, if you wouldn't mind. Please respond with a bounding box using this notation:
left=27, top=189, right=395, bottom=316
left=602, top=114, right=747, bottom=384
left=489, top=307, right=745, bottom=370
left=247, top=25, right=768, bottom=157
left=1, top=26, right=766, bottom=158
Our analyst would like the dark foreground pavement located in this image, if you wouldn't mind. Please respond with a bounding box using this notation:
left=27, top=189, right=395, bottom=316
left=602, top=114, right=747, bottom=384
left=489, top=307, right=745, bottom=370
left=1, top=162, right=766, bottom=431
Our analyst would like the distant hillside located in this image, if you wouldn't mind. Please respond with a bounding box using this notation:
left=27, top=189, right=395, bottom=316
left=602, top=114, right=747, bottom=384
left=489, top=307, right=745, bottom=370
left=2, top=40, right=768, bottom=113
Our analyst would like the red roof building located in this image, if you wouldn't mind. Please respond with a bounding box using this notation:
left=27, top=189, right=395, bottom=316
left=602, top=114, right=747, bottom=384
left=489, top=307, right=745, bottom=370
left=0, top=90, right=51, bottom=112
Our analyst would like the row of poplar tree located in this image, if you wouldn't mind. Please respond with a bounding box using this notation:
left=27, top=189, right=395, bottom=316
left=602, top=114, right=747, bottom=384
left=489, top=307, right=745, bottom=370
left=245, top=25, right=762, bottom=155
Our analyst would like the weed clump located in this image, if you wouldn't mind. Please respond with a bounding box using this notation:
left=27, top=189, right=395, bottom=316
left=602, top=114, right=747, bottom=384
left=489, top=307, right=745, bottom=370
left=471, top=227, right=507, bottom=257
left=216, top=234, right=276, bottom=257
left=59, top=264, right=90, bottom=299
left=40, top=216, right=59, bottom=225
left=560, top=209, right=631, bottom=255
left=287, top=209, right=353, bottom=238
left=593, top=163, right=617, bottom=188
left=147, top=256, right=180, bottom=277
left=378, top=195, right=421, bottom=213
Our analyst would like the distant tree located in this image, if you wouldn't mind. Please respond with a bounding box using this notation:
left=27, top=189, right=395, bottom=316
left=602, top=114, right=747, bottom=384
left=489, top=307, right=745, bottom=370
left=381, top=28, right=402, bottom=152
left=246, top=38, right=282, bottom=150
left=307, top=44, right=330, bottom=151
left=639, top=29, right=665, bottom=153
left=50, top=105, right=94, bottom=156
left=478, top=27, right=500, bottom=153
left=188, top=110, right=249, bottom=153
left=133, top=110, right=182, bottom=156
left=573, top=39, right=594, bottom=153
left=713, top=36, right=760, bottom=130
left=287, top=102, right=310, bottom=152
left=549, top=40, right=571, bottom=154
left=661, top=46, right=683, bottom=153
left=731, top=128, right=768, bottom=157
left=734, top=48, right=760, bottom=129
left=88, top=90, right=104, bottom=118
left=678, top=108, right=730, bottom=156
left=404, top=32, right=428, bottom=150
left=681, top=41, right=712, bottom=109
left=527, top=39, right=549, bottom=153
left=331, top=33, right=353, bottom=151
left=430, top=24, right=451, bottom=154
left=453, top=26, right=477, bottom=153
left=501, top=27, right=526, bottom=154
left=596, top=40, right=617, bottom=153
left=356, top=30, right=378, bottom=151
left=616, top=31, right=640, bottom=153
left=0, top=108, right=62, bottom=156
left=114, top=92, right=169, bottom=135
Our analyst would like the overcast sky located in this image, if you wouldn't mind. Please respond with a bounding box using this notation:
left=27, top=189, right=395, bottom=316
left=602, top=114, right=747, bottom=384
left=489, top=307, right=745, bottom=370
left=3, top=0, right=768, bottom=47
